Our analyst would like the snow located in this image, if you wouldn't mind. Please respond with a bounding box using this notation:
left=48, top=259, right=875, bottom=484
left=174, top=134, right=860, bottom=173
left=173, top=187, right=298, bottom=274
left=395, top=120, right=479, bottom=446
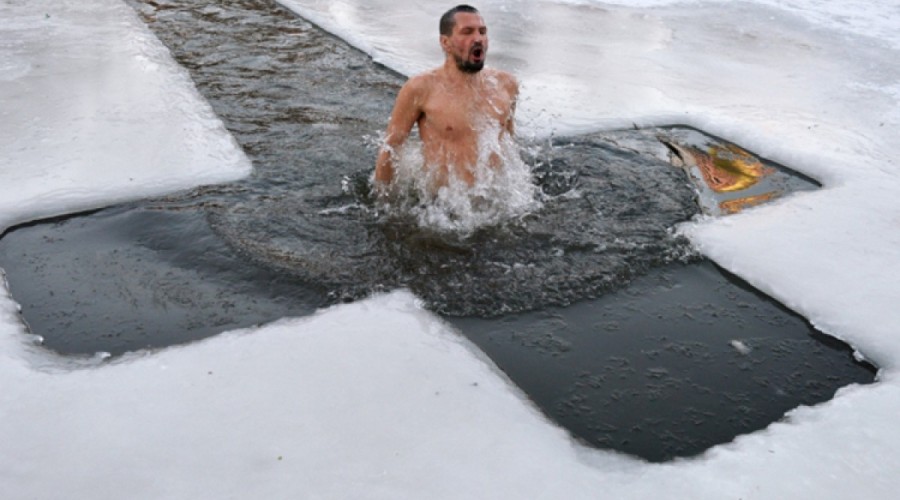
left=0, top=0, right=251, bottom=231
left=2, top=0, right=900, bottom=498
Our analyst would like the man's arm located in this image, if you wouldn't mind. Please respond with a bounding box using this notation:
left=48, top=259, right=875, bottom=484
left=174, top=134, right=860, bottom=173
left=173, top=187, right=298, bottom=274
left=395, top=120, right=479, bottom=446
left=503, top=73, right=519, bottom=135
left=374, top=78, right=425, bottom=187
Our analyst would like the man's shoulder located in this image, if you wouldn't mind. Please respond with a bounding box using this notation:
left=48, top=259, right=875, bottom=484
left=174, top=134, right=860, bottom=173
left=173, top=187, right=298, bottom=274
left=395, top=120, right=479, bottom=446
left=407, top=69, right=441, bottom=86
left=485, top=68, right=519, bottom=93
left=487, top=67, right=516, bottom=81
left=400, top=70, right=439, bottom=96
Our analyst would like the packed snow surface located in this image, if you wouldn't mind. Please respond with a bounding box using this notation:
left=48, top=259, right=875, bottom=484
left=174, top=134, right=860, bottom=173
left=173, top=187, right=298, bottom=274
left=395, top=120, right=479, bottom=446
left=0, top=0, right=251, bottom=231
left=2, top=0, right=899, bottom=498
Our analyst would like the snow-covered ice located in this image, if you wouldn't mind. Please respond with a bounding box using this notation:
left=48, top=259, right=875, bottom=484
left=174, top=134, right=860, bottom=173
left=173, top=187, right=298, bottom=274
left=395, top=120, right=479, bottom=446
left=0, top=0, right=251, bottom=231
left=2, top=0, right=899, bottom=498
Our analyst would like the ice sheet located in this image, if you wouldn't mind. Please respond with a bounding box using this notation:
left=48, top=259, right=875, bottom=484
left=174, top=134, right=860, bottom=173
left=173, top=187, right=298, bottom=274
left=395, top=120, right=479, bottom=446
left=3, top=288, right=897, bottom=499
left=2, top=0, right=900, bottom=498
left=0, top=0, right=252, bottom=231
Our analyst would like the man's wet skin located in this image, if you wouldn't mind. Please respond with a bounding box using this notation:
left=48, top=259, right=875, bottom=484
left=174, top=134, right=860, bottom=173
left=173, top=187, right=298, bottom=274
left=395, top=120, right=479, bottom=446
left=374, top=9, right=519, bottom=192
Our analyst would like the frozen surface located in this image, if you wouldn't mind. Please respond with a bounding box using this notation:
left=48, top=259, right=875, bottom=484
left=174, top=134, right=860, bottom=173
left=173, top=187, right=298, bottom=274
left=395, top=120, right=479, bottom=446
left=0, top=0, right=251, bottom=231
left=2, top=0, right=900, bottom=498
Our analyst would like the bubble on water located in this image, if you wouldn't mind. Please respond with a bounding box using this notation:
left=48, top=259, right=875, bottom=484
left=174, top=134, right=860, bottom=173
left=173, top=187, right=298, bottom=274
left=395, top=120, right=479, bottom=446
left=730, top=339, right=753, bottom=355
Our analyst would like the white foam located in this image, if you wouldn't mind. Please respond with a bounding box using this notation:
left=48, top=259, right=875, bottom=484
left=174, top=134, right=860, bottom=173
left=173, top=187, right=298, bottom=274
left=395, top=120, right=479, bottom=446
left=384, top=123, right=540, bottom=234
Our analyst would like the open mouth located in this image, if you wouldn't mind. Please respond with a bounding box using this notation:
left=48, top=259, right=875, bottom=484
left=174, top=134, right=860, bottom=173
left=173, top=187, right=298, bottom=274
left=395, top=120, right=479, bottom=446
left=471, top=46, right=484, bottom=60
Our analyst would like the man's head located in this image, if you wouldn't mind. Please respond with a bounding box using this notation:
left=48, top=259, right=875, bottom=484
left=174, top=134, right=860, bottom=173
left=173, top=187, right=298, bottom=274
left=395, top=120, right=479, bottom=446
left=439, top=5, right=488, bottom=74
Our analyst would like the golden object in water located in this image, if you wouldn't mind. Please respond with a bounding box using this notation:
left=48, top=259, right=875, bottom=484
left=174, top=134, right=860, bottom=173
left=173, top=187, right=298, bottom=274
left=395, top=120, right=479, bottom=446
left=660, top=137, right=783, bottom=215
left=664, top=141, right=775, bottom=193
left=718, top=192, right=778, bottom=214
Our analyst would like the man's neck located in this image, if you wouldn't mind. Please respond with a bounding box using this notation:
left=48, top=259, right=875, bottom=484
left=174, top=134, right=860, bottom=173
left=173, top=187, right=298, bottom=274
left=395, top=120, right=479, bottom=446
left=442, top=58, right=484, bottom=85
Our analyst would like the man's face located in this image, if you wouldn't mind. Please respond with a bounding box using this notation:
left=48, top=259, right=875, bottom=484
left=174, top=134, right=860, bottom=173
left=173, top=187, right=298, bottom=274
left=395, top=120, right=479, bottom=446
left=442, top=12, right=488, bottom=73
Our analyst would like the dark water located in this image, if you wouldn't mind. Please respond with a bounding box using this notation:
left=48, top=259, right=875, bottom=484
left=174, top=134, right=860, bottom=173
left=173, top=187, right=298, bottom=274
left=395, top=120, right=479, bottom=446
left=108, top=0, right=702, bottom=318
left=450, top=261, right=871, bottom=460
left=0, top=0, right=874, bottom=462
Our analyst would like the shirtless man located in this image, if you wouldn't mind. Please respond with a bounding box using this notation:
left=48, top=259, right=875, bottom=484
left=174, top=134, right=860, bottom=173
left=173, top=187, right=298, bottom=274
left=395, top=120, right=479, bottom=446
left=374, top=4, right=519, bottom=195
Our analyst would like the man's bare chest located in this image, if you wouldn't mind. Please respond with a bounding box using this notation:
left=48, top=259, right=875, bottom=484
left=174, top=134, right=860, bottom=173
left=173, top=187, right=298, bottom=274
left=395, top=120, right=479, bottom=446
left=420, top=87, right=510, bottom=139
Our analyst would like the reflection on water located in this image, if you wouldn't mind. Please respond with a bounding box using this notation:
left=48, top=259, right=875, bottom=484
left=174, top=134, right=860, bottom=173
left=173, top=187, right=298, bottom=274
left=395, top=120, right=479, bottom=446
left=659, top=128, right=819, bottom=215
left=0, top=0, right=870, bottom=464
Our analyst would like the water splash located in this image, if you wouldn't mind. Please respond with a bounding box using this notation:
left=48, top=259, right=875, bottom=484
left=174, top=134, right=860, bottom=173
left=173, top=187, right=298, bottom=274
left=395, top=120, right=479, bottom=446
left=377, top=123, right=541, bottom=235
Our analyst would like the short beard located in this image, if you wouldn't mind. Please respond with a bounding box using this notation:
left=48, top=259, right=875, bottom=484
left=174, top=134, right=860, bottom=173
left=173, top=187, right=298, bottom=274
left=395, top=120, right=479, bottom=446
left=453, top=54, right=484, bottom=73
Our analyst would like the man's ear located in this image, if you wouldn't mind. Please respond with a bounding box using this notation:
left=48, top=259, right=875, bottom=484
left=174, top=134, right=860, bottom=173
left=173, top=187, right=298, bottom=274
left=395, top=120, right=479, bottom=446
left=439, top=34, right=450, bottom=53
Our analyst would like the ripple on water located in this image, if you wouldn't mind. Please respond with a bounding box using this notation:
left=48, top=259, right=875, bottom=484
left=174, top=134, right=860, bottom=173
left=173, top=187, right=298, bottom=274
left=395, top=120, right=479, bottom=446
left=205, top=128, right=700, bottom=317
